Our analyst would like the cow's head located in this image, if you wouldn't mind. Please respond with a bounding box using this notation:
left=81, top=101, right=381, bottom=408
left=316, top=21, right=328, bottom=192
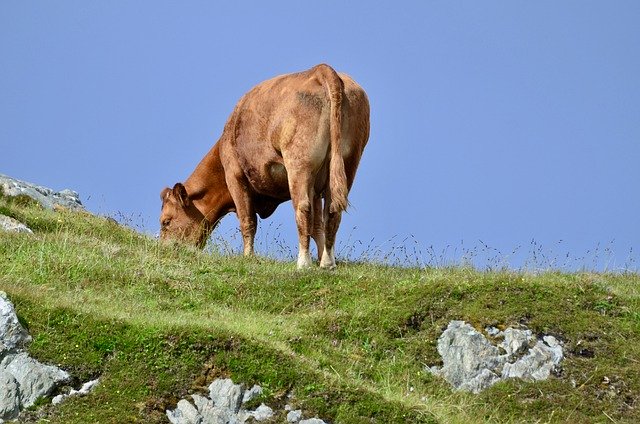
left=159, top=183, right=208, bottom=248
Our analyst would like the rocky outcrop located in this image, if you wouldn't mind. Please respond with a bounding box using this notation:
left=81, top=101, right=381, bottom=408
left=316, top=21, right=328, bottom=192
left=0, top=293, right=71, bottom=422
left=167, top=377, right=327, bottom=424
left=0, top=173, right=83, bottom=211
left=0, top=215, right=33, bottom=234
left=428, top=320, right=563, bottom=393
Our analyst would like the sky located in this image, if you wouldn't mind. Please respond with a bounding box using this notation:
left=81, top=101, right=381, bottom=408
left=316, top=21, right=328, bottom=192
left=1, top=1, right=639, bottom=271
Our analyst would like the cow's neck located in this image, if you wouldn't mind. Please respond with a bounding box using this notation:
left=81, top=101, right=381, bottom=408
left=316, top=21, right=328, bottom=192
left=184, top=143, right=234, bottom=234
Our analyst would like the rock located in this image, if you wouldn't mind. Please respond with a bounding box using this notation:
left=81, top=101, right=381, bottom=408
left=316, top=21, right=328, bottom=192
left=0, top=352, right=70, bottom=408
left=76, top=378, right=100, bottom=395
left=502, top=336, right=563, bottom=380
left=428, top=320, right=563, bottom=394
left=0, top=371, right=20, bottom=421
left=250, top=403, right=274, bottom=421
left=300, top=419, right=328, bottom=424
left=0, top=215, right=33, bottom=234
left=171, top=377, right=325, bottom=424
left=0, top=173, right=84, bottom=211
left=500, top=328, right=534, bottom=357
left=0, top=292, right=32, bottom=356
left=287, top=409, right=303, bottom=423
left=51, top=394, right=66, bottom=405
left=208, top=378, right=244, bottom=413
left=167, top=399, right=203, bottom=424
left=429, top=321, right=506, bottom=392
left=200, top=406, right=241, bottom=424
left=0, top=293, right=73, bottom=421
left=242, top=384, right=263, bottom=403
left=485, top=326, right=501, bottom=337
left=52, top=378, right=100, bottom=405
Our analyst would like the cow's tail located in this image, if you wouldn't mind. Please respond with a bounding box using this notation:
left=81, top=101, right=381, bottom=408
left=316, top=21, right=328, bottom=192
left=318, top=64, right=348, bottom=214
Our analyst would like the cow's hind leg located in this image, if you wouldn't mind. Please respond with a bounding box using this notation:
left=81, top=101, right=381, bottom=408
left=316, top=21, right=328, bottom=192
left=320, top=191, right=341, bottom=269
left=286, top=172, right=316, bottom=269
left=311, top=196, right=325, bottom=263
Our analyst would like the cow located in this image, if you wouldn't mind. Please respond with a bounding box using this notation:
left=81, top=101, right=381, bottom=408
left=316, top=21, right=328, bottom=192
left=159, top=64, right=370, bottom=269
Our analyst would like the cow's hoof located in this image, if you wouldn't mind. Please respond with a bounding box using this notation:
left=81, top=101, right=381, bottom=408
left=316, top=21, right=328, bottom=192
left=297, top=253, right=313, bottom=270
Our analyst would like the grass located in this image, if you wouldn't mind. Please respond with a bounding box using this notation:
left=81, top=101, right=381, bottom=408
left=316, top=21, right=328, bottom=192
left=1, top=192, right=639, bottom=423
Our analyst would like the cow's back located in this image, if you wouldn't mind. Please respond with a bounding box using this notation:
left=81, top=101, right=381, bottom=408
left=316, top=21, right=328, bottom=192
left=219, top=65, right=369, bottom=201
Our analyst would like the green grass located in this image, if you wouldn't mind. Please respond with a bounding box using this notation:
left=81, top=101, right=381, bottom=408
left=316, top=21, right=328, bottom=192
left=1, top=192, right=639, bottom=423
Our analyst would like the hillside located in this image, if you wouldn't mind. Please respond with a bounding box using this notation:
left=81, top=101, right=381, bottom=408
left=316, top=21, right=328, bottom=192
left=1, top=189, right=639, bottom=423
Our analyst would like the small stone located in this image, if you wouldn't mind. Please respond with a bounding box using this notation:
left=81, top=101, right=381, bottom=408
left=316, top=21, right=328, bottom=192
left=78, top=378, right=100, bottom=394
left=485, top=326, right=501, bottom=337
left=250, top=403, right=274, bottom=421
left=287, top=409, right=303, bottom=423
left=242, top=384, right=263, bottom=403
left=300, top=418, right=328, bottom=424
left=52, top=394, right=67, bottom=405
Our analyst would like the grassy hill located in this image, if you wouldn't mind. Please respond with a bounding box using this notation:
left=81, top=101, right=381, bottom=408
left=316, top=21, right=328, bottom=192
left=1, top=191, right=639, bottom=423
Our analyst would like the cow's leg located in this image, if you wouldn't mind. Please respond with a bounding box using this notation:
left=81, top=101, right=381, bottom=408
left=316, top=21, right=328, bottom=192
left=311, top=196, right=325, bottom=263
left=293, top=190, right=314, bottom=269
left=320, top=191, right=341, bottom=269
left=226, top=176, right=257, bottom=256
left=286, top=172, right=315, bottom=269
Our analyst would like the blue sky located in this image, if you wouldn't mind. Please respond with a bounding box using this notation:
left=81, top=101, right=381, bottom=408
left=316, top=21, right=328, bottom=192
left=2, top=2, right=639, bottom=270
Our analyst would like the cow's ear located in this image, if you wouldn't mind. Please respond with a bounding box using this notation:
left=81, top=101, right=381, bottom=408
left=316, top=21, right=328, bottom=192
left=172, top=183, right=190, bottom=207
left=160, top=187, right=171, bottom=203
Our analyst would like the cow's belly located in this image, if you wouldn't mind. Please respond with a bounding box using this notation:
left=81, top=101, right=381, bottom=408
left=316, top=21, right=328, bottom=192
left=242, top=154, right=291, bottom=200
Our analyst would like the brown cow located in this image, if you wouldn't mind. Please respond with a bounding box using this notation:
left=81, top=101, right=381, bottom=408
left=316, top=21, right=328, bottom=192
left=159, top=64, right=370, bottom=269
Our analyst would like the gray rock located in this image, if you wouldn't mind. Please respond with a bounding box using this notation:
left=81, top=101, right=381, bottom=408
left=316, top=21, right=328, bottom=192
left=428, top=320, right=564, bottom=394
left=52, top=378, right=100, bottom=405
left=299, top=419, right=328, bottom=424
left=0, top=352, right=70, bottom=408
left=485, top=326, right=501, bottom=337
left=0, top=371, right=20, bottom=421
left=0, top=292, right=32, bottom=356
left=250, top=403, right=274, bottom=421
left=0, top=173, right=84, bottom=211
left=191, top=394, right=214, bottom=414
left=208, top=378, right=244, bottom=413
left=242, top=384, right=263, bottom=404
left=502, top=336, right=563, bottom=380
left=287, top=409, right=303, bottom=423
left=202, top=406, right=241, bottom=424
left=167, top=399, right=203, bottom=424
left=499, top=328, right=534, bottom=357
left=172, top=377, right=322, bottom=424
left=51, top=394, right=66, bottom=405
left=76, top=378, right=100, bottom=395
left=0, top=215, right=33, bottom=234
left=430, top=321, right=506, bottom=392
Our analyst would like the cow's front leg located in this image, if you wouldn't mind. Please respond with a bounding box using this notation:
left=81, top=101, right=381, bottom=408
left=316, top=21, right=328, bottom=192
left=239, top=212, right=257, bottom=256
left=226, top=174, right=257, bottom=256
